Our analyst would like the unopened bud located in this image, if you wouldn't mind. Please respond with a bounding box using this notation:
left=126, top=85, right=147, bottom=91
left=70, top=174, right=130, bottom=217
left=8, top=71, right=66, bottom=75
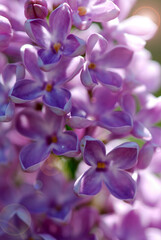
left=24, top=0, right=48, bottom=19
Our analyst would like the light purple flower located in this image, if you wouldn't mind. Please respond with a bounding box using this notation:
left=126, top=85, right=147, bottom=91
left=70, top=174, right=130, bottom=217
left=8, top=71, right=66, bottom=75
left=74, top=136, right=139, bottom=199
left=67, top=0, right=120, bottom=30
left=81, top=33, right=133, bottom=90
left=25, top=3, right=86, bottom=71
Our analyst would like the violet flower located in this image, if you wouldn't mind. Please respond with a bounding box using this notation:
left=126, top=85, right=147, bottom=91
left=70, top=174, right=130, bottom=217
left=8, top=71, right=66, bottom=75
left=16, top=108, right=79, bottom=171
left=10, top=44, right=84, bottom=116
left=74, top=136, right=139, bottom=199
left=25, top=3, right=86, bottom=71
left=67, top=0, right=120, bottom=30
left=81, top=33, right=133, bottom=90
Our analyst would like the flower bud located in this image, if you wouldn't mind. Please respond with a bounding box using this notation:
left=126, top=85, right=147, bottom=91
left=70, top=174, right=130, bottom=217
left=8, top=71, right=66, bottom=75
left=24, top=0, right=48, bottom=19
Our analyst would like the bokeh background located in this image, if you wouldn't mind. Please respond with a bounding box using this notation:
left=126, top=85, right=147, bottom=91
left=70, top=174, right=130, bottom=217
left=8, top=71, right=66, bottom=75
left=131, top=0, right=161, bottom=63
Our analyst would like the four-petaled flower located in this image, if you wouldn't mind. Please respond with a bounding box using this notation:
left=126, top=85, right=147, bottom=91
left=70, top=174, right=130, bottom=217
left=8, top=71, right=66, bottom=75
left=74, top=136, right=139, bottom=199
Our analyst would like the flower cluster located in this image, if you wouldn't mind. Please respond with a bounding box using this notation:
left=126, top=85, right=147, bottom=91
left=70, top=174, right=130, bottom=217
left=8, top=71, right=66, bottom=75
left=0, top=0, right=161, bottom=239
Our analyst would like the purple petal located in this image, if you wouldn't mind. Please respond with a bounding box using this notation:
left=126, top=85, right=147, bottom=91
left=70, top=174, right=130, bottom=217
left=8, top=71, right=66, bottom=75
left=2, top=63, right=25, bottom=87
left=52, top=56, right=84, bottom=85
left=104, top=170, right=136, bottom=199
left=86, top=33, right=108, bottom=61
left=25, top=19, right=51, bottom=48
left=99, top=111, right=133, bottom=134
left=137, top=142, right=155, bottom=169
left=20, top=141, right=51, bottom=171
left=93, top=86, right=118, bottom=113
left=20, top=192, right=48, bottom=213
left=66, top=116, right=94, bottom=129
left=117, top=33, right=146, bottom=51
left=132, top=120, right=152, bottom=141
left=10, top=79, right=44, bottom=103
left=95, top=70, right=122, bottom=90
left=63, top=34, right=86, bottom=57
left=53, top=131, right=79, bottom=157
left=0, top=101, right=15, bottom=122
left=91, top=0, right=120, bottom=22
left=43, top=88, right=72, bottom=116
left=0, top=16, right=12, bottom=51
left=74, top=168, right=102, bottom=196
left=21, top=44, right=44, bottom=82
left=49, top=3, right=72, bottom=42
left=81, top=137, right=106, bottom=166
left=38, top=48, right=61, bottom=71
left=106, top=142, right=139, bottom=169
left=81, top=63, right=97, bottom=88
left=118, top=15, right=157, bottom=40
left=16, top=109, right=48, bottom=139
left=99, top=46, right=133, bottom=68
left=120, top=93, right=136, bottom=116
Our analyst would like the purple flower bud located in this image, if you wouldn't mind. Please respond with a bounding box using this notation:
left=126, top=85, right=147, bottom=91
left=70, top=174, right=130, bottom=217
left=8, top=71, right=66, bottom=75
left=24, top=0, right=48, bottom=19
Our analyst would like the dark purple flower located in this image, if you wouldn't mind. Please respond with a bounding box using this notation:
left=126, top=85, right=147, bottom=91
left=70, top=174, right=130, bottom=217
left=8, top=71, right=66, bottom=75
left=25, top=3, right=86, bottom=71
left=74, top=136, right=139, bottom=199
left=16, top=108, right=79, bottom=171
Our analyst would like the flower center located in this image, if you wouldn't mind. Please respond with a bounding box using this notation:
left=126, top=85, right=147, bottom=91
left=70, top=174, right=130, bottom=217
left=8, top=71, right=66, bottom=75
left=51, top=136, right=58, bottom=143
left=45, top=83, right=53, bottom=92
left=78, top=6, right=87, bottom=16
left=97, top=162, right=106, bottom=169
left=53, top=42, right=61, bottom=53
left=88, top=62, right=96, bottom=70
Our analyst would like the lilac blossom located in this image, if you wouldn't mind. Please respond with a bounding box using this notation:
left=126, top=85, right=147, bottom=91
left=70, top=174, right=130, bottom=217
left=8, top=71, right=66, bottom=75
left=74, top=136, right=139, bottom=199
left=66, top=0, right=120, bottom=30
left=10, top=44, right=84, bottom=116
left=16, top=108, right=79, bottom=171
left=81, top=33, right=133, bottom=90
left=25, top=3, right=86, bottom=71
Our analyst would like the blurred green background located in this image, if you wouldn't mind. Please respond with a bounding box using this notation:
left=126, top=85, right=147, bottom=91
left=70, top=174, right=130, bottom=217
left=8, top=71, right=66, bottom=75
left=132, top=0, right=161, bottom=63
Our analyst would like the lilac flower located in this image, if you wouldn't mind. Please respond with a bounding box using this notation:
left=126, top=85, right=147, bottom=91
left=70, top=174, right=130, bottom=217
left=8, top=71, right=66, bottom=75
left=24, top=0, right=48, bottom=19
left=25, top=3, right=86, bottom=71
left=67, top=0, right=120, bottom=30
left=16, top=108, right=79, bottom=171
left=103, top=14, right=157, bottom=51
left=21, top=172, right=84, bottom=223
left=10, top=44, right=84, bottom=116
left=52, top=206, right=99, bottom=239
left=81, top=33, right=133, bottom=90
left=74, top=136, right=139, bottom=199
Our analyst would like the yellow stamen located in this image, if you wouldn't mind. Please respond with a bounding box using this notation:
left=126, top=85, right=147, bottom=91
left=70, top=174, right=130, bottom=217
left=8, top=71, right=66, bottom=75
left=51, top=136, right=58, bottom=143
left=53, top=42, right=61, bottom=53
left=88, top=62, right=96, bottom=70
left=97, top=162, right=106, bottom=169
left=78, top=6, right=87, bottom=16
left=45, top=84, right=52, bottom=92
